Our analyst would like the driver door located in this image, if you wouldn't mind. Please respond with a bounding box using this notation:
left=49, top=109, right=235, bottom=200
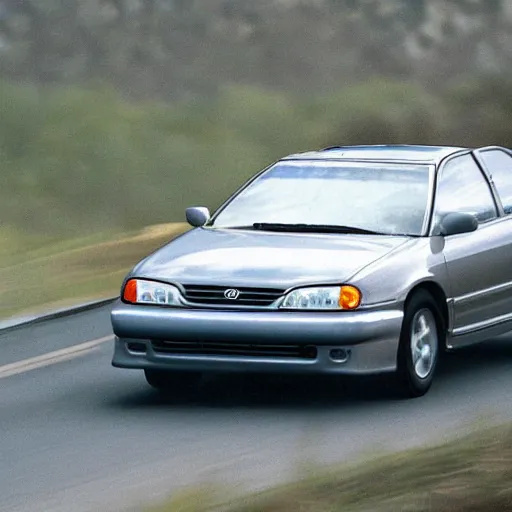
left=434, top=153, right=512, bottom=345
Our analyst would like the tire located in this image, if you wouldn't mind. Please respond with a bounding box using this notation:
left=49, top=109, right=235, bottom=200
left=394, top=290, right=444, bottom=398
left=144, top=369, right=203, bottom=391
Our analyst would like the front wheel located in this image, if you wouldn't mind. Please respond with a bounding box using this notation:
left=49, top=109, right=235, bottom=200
left=144, top=369, right=203, bottom=391
left=394, top=290, right=443, bottom=398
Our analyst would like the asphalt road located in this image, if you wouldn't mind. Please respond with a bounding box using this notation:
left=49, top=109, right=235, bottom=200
left=3, top=305, right=512, bottom=512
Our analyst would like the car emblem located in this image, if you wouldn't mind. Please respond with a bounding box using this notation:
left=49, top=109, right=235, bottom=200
left=224, top=288, right=240, bottom=300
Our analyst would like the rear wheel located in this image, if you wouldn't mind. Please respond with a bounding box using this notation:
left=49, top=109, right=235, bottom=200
left=144, top=369, right=203, bottom=391
left=395, top=290, right=443, bottom=398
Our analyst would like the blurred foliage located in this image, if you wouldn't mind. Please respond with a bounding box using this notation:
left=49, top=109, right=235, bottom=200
left=0, top=1, right=511, bottom=100
left=1, top=75, right=512, bottom=238
left=1, top=0, right=512, bottom=238
left=150, top=423, right=512, bottom=512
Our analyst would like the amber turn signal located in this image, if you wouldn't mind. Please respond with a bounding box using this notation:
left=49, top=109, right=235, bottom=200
left=338, top=285, right=362, bottom=310
left=123, top=279, right=138, bottom=303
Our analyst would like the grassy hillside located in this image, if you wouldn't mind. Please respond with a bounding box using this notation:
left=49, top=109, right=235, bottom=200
left=2, top=75, right=512, bottom=320
left=0, top=223, right=189, bottom=320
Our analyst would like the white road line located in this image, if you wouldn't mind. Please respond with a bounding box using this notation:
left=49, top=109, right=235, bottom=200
left=0, top=335, right=114, bottom=379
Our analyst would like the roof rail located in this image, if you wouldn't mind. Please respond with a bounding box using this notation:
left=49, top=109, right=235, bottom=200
left=320, top=146, right=345, bottom=151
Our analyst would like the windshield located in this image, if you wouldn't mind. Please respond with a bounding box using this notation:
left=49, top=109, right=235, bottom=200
left=211, top=160, right=432, bottom=236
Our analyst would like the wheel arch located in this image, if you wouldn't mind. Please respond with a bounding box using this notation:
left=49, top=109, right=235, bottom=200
left=404, top=281, right=449, bottom=339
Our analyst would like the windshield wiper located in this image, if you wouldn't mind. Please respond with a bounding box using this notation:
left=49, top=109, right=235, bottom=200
left=251, top=223, right=387, bottom=235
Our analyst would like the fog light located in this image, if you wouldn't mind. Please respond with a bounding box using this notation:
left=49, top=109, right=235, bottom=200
left=302, top=345, right=318, bottom=359
left=127, top=342, right=147, bottom=353
left=329, top=348, right=350, bottom=363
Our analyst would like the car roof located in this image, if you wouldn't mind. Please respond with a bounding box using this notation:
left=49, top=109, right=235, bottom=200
left=281, top=144, right=468, bottom=164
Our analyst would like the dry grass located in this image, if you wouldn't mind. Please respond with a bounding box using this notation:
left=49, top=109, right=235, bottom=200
left=148, top=424, right=512, bottom=512
left=0, top=223, right=189, bottom=320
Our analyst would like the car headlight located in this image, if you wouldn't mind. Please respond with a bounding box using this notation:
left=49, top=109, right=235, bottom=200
left=122, top=279, right=182, bottom=306
left=279, top=285, right=362, bottom=310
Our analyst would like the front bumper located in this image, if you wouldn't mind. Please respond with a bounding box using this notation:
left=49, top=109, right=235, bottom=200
left=110, top=301, right=404, bottom=375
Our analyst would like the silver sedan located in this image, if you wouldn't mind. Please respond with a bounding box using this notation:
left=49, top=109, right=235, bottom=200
left=110, top=144, right=512, bottom=398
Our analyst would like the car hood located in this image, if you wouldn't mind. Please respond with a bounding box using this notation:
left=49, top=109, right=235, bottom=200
left=132, top=228, right=410, bottom=289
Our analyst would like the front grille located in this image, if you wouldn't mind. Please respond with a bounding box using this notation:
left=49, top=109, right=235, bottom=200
left=152, top=340, right=317, bottom=360
left=181, top=285, right=284, bottom=307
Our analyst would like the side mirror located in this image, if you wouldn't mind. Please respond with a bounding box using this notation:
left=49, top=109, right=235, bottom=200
left=438, top=212, right=478, bottom=236
left=185, top=206, right=210, bottom=227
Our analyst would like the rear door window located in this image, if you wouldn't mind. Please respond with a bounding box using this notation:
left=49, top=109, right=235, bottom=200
left=480, top=149, right=512, bottom=214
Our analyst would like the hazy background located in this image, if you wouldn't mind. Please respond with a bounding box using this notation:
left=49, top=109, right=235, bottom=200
left=1, top=0, right=512, bottom=318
